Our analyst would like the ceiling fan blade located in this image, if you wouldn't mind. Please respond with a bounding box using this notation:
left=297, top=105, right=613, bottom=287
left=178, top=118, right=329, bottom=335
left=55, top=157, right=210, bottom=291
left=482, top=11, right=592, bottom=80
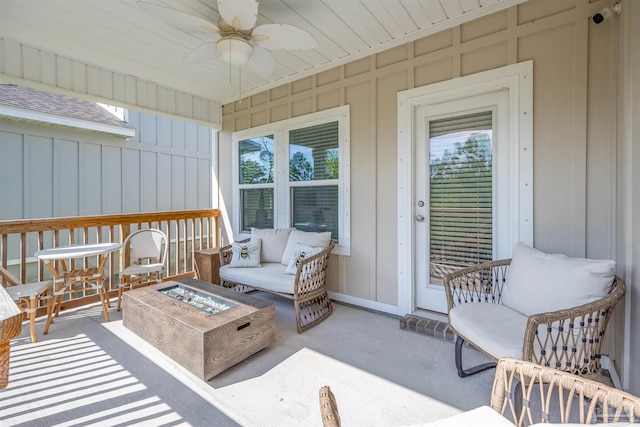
left=217, top=0, right=258, bottom=31
left=246, top=45, right=276, bottom=78
left=251, top=24, right=318, bottom=50
left=138, top=1, right=220, bottom=35
left=183, top=42, right=218, bottom=64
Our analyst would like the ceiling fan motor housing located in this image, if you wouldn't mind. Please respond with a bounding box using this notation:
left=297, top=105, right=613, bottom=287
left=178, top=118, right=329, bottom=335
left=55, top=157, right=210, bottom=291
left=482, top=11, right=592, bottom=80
left=216, top=37, right=254, bottom=65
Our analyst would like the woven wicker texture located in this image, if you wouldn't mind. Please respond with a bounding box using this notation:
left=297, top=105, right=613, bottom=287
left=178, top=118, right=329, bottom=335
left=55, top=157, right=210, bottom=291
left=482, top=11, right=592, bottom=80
left=319, top=386, right=341, bottom=427
left=444, top=259, right=626, bottom=378
left=491, top=357, right=640, bottom=425
left=220, top=239, right=335, bottom=333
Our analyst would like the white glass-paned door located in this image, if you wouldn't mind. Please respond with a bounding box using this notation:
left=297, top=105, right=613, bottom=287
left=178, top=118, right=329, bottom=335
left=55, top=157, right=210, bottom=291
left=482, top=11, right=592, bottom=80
left=415, top=90, right=508, bottom=313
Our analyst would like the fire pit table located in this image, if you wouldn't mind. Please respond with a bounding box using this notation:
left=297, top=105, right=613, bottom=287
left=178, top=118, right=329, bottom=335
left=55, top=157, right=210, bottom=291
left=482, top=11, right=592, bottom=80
left=122, top=277, right=275, bottom=380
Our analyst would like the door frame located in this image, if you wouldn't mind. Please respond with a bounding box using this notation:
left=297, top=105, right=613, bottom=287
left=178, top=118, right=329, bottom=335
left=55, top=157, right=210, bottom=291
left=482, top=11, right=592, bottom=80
left=396, top=61, right=534, bottom=318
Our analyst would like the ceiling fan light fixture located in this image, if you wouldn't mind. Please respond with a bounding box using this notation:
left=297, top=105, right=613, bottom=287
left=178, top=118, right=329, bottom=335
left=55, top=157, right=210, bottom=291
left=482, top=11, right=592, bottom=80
left=216, top=37, right=254, bottom=65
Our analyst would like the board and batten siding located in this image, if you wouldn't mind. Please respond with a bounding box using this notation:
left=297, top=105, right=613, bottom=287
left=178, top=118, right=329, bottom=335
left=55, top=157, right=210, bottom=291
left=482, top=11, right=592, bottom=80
left=0, top=38, right=222, bottom=129
left=0, top=110, right=213, bottom=221
left=219, top=0, right=622, bottom=362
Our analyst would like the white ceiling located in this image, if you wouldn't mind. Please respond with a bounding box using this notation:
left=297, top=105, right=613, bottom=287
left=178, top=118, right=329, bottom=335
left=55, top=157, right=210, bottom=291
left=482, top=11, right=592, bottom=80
left=0, top=0, right=527, bottom=105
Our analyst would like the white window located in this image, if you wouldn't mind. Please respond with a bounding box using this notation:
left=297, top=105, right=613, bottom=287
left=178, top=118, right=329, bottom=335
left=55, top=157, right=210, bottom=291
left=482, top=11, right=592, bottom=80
left=232, top=105, right=350, bottom=255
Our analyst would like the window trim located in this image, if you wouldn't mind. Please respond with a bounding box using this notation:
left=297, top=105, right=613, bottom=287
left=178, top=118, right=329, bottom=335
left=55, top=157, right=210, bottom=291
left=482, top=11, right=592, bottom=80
left=232, top=105, right=350, bottom=255
left=396, top=61, right=533, bottom=316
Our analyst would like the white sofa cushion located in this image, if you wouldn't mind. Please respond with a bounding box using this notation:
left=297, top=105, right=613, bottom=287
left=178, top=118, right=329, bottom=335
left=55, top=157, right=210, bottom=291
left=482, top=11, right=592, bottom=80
left=283, top=243, right=324, bottom=275
left=502, top=242, right=615, bottom=316
left=449, top=303, right=529, bottom=360
left=418, top=406, right=516, bottom=427
left=281, top=229, right=332, bottom=265
left=228, top=239, right=262, bottom=268
left=220, top=262, right=295, bottom=294
left=251, top=228, right=293, bottom=263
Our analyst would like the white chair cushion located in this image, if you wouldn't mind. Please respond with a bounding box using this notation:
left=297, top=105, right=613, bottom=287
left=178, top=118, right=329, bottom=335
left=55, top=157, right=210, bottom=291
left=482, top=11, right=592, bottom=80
left=228, top=239, right=262, bottom=268
left=502, top=242, right=615, bottom=316
left=281, top=229, right=332, bottom=265
left=5, top=280, right=51, bottom=300
left=119, top=263, right=164, bottom=276
left=220, top=263, right=295, bottom=294
left=251, top=228, right=293, bottom=263
left=418, top=406, right=516, bottom=427
left=449, top=303, right=529, bottom=360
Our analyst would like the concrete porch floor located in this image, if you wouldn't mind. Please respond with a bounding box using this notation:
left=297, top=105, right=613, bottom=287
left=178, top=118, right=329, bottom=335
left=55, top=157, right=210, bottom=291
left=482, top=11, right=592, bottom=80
left=2, top=292, right=501, bottom=426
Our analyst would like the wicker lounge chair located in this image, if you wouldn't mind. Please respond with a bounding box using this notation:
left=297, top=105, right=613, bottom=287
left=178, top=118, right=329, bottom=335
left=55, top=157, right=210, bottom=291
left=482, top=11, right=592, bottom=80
left=444, top=243, right=626, bottom=379
left=491, top=357, right=640, bottom=425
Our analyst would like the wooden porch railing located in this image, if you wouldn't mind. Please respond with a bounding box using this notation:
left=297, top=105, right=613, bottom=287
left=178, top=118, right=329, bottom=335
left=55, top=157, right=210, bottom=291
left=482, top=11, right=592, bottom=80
left=0, top=209, right=219, bottom=314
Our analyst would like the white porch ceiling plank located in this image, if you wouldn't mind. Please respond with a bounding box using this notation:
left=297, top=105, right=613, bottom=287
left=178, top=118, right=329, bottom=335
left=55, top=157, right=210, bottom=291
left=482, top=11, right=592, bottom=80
left=361, top=1, right=411, bottom=39
left=256, top=0, right=343, bottom=61
left=321, top=0, right=392, bottom=47
left=285, top=0, right=370, bottom=54
left=459, top=0, right=482, bottom=13
left=419, top=0, right=448, bottom=23
left=439, top=0, right=465, bottom=18
left=400, top=0, right=432, bottom=27
left=479, top=0, right=500, bottom=7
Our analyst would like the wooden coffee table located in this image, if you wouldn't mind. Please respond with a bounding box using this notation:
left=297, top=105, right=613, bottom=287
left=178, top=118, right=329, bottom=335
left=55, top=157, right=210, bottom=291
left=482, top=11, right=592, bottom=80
left=122, top=277, right=275, bottom=380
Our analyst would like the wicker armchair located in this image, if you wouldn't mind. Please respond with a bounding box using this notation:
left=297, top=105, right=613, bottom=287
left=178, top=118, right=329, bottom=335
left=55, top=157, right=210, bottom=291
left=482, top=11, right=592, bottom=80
left=444, top=256, right=626, bottom=379
left=491, top=357, right=640, bottom=425
left=219, top=239, right=335, bottom=333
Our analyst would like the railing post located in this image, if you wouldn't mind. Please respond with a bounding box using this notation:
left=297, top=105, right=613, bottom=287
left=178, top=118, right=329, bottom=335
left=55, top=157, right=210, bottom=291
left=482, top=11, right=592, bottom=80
left=121, top=224, right=131, bottom=269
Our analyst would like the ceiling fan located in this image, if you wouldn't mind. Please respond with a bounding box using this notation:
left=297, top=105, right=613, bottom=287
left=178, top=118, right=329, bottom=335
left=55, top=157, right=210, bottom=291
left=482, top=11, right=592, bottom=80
left=138, top=0, right=318, bottom=78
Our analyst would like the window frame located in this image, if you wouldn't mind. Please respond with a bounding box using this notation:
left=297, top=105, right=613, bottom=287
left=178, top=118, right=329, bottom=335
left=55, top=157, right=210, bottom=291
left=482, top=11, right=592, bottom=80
left=232, top=105, right=350, bottom=255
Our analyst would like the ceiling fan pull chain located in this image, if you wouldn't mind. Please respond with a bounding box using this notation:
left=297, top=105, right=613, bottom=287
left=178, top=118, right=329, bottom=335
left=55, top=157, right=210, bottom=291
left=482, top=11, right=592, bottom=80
left=239, top=66, right=242, bottom=103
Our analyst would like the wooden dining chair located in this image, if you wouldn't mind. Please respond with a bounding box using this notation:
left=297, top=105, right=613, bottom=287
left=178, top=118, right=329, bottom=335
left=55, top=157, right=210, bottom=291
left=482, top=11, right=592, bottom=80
left=0, top=264, right=52, bottom=343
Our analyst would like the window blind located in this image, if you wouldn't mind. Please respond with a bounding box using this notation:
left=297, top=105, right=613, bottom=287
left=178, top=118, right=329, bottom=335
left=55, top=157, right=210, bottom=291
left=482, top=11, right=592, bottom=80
left=289, top=122, right=339, bottom=181
left=429, top=111, right=493, bottom=282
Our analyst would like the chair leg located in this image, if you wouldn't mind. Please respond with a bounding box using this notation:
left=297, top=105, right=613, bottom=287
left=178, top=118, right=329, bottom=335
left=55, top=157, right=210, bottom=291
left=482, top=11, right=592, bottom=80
left=117, top=286, right=123, bottom=312
left=97, top=280, right=110, bottom=323
left=27, top=298, right=38, bottom=343
left=455, top=336, right=496, bottom=378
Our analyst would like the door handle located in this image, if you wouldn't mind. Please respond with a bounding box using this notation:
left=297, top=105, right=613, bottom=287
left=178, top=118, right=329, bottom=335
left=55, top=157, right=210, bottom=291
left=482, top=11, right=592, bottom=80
left=415, top=215, right=425, bottom=222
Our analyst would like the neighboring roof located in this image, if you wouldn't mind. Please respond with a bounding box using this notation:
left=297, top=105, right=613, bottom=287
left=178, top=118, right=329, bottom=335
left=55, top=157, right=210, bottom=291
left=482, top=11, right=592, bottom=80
left=0, top=83, right=136, bottom=137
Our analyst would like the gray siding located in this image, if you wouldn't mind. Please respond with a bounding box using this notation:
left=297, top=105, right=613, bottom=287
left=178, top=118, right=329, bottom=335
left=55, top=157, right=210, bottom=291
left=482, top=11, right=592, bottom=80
left=0, top=110, right=213, bottom=221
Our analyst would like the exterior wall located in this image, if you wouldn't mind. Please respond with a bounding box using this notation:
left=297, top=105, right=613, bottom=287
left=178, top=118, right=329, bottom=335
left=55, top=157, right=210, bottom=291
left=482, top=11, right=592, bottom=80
left=219, top=0, right=628, bottom=378
left=618, top=0, right=640, bottom=396
left=0, top=111, right=213, bottom=221
left=221, top=0, right=619, bottom=294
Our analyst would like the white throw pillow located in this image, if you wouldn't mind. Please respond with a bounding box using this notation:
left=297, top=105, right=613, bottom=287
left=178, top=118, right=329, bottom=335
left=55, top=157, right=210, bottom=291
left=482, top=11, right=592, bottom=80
left=251, top=228, right=293, bottom=263
left=283, top=243, right=324, bottom=275
left=281, top=230, right=332, bottom=265
left=228, top=239, right=262, bottom=268
left=502, top=242, right=615, bottom=316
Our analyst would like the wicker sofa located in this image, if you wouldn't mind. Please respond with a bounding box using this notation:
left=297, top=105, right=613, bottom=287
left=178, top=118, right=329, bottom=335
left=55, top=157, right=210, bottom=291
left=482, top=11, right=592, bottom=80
left=219, top=228, right=335, bottom=333
left=444, top=242, right=626, bottom=379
